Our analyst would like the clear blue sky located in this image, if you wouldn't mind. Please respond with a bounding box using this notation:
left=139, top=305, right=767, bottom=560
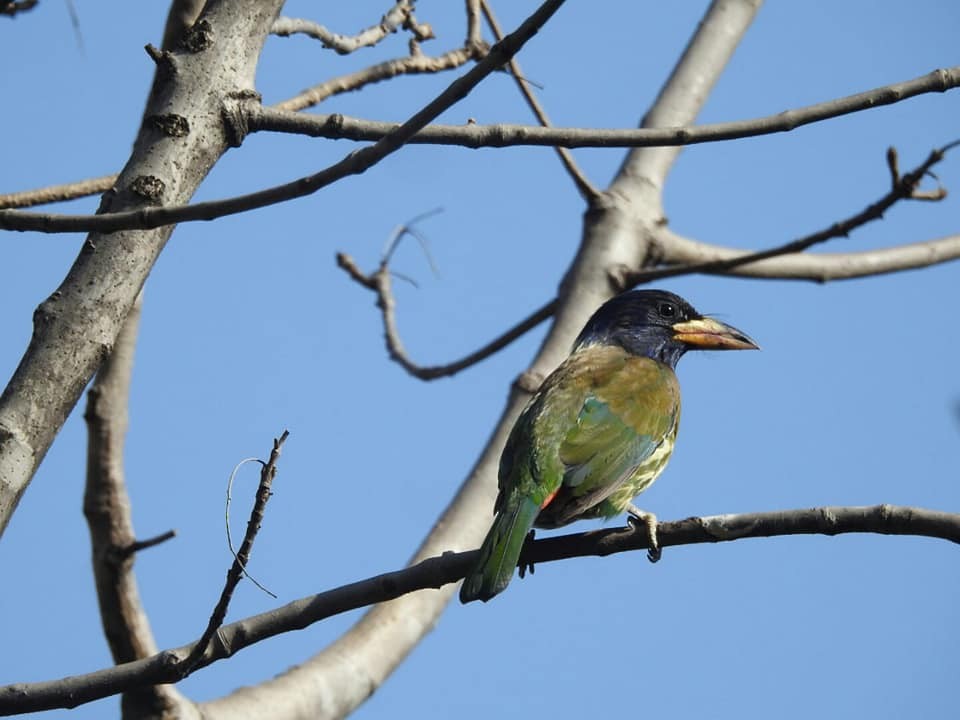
left=1, top=2, right=958, bottom=718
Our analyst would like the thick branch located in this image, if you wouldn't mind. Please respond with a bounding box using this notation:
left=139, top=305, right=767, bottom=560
left=82, top=293, right=197, bottom=720
left=614, top=142, right=955, bottom=289
left=160, top=0, right=204, bottom=51
left=0, top=0, right=289, bottom=536
left=657, top=230, right=960, bottom=282
left=1, top=504, right=955, bottom=715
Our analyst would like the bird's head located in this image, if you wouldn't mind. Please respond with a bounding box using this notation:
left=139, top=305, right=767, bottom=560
left=573, top=289, right=758, bottom=368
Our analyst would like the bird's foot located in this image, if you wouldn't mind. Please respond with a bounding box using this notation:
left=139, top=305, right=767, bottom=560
left=518, top=528, right=536, bottom=579
left=626, top=505, right=661, bottom=563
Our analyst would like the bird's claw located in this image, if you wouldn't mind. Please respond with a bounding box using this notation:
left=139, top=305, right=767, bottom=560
left=627, top=506, right=661, bottom=564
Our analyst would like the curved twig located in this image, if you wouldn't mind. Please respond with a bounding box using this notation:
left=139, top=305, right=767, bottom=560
left=337, top=252, right=556, bottom=380
left=1, top=504, right=956, bottom=715
left=271, top=2, right=417, bottom=55
left=182, top=431, right=288, bottom=672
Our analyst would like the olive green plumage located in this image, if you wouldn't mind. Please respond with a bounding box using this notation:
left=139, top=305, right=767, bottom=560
left=459, top=289, right=757, bottom=604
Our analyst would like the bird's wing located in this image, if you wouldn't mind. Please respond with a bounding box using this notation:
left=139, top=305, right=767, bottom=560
left=541, top=352, right=679, bottom=524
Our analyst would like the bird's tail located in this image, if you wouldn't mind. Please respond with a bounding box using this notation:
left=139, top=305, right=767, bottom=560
left=459, top=492, right=540, bottom=603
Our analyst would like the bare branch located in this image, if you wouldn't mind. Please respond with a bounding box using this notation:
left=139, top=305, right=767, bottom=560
left=480, top=0, right=598, bottom=200
left=0, top=174, right=116, bottom=210
left=0, top=3, right=561, bottom=236
left=614, top=142, right=956, bottom=289
left=271, top=2, right=416, bottom=54
left=121, top=529, right=177, bottom=557
left=160, top=0, right=204, bottom=50
left=275, top=30, right=479, bottom=113
left=251, top=65, right=960, bottom=149
left=0, top=0, right=290, bottom=537
left=656, top=230, right=960, bottom=282
left=82, top=293, right=198, bottom=719
left=338, top=252, right=556, bottom=380
left=181, top=432, right=288, bottom=673
left=2, top=504, right=956, bottom=715
left=465, top=0, right=483, bottom=50
left=6, top=65, right=958, bottom=220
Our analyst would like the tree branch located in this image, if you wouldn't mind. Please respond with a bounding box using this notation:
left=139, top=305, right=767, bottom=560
left=480, top=0, right=598, bottom=200
left=82, top=292, right=198, bottom=719
left=0, top=174, right=117, bottom=210
left=613, top=141, right=956, bottom=289
left=0, top=0, right=289, bottom=537
left=337, top=252, right=556, bottom=380
left=271, top=1, right=416, bottom=54
left=181, top=431, right=288, bottom=672
left=6, top=65, right=957, bottom=217
left=246, top=63, right=960, bottom=149
left=1, top=504, right=955, bottom=715
left=0, top=3, right=560, bottom=237
left=160, top=0, right=204, bottom=51
left=274, top=11, right=478, bottom=114
left=656, top=230, right=960, bottom=282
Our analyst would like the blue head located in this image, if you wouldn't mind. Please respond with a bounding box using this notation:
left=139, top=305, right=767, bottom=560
left=574, top=289, right=758, bottom=368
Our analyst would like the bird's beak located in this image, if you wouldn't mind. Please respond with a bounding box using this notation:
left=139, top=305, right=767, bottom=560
left=672, top=317, right=759, bottom=351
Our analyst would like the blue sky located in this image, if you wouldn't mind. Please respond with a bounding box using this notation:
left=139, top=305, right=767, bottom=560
left=1, top=1, right=958, bottom=718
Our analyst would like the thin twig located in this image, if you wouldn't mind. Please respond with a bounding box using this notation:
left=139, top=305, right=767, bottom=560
left=120, top=530, right=177, bottom=559
left=225, top=457, right=277, bottom=598
left=275, top=33, right=481, bottom=113
left=0, top=0, right=564, bottom=234
left=1, top=503, right=957, bottom=714
left=180, top=431, right=289, bottom=673
left=271, top=1, right=416, bottom=55
left=480, top=0, right=598, bottom=200
left=0, top=174, right=116, bottom=210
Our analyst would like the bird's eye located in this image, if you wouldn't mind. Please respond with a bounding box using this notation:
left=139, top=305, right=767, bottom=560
left=658, top=302, right=676, bottom=318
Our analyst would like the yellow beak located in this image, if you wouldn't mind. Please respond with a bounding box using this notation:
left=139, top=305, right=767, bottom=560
left=672, top=317, right=759, bottom=351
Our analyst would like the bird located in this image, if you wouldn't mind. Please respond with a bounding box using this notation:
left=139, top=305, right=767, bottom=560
left=459, top=289, right=758, bottom=603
